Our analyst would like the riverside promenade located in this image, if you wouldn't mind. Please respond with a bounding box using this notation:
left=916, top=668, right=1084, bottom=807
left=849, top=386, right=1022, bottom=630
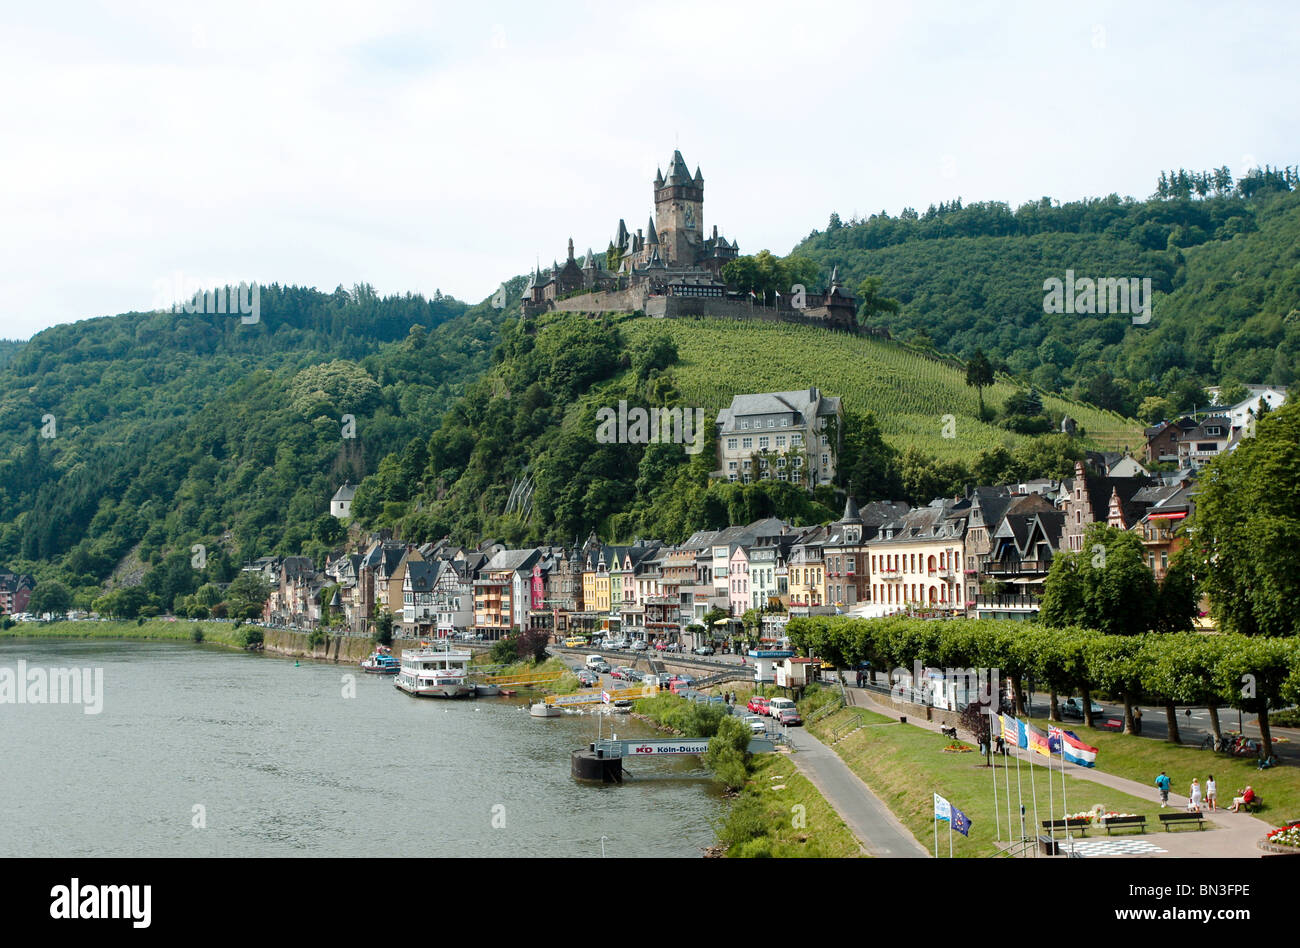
left=784, top=722, right=928, bottom=857
left=841, top=685, right=1275, bottom=858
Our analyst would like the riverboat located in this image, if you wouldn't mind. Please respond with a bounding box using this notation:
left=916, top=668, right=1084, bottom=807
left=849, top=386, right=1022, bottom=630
left=394, top=645, right=476, bottom=698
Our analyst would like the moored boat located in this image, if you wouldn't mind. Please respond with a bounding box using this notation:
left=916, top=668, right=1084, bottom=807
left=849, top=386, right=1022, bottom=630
left=529, top=702, right=561, bottom=717
left=360, top=645, right=400, bottom=675
left=474, top=682, right=502, bottom=697
left=395, top=644, right=475, bottom=698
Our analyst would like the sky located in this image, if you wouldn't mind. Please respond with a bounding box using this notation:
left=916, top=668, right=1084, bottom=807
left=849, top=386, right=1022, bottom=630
left=2, top=0, right=1298, bottom=340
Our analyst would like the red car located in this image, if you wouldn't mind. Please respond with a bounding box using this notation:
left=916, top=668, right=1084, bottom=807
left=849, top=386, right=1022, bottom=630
left=747, top=696, right=771, bottom=715
left=610, top=667, right=631, bottom=681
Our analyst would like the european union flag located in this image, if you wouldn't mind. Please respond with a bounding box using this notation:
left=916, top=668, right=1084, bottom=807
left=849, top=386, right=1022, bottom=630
left=951, top=805, right=971, bottom=837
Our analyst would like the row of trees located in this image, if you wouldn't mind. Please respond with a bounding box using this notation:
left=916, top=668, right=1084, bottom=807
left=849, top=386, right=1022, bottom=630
left=786, top=615, right=1300, bottom=758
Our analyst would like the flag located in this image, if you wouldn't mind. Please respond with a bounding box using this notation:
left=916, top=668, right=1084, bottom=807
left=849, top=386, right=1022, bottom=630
left=601, top=690, right=611, bottom=704
left=951, top=805, right=972, bottom=837
left=1001, top=715, right=1027, bottom=748
left=933, top=792, right=951, bottom=822
left=1027, top=723, right=1051, bottom=757
left=1060, top=729, right=1099, bottom=767
left=1047, top=724, right=1064, bottom=754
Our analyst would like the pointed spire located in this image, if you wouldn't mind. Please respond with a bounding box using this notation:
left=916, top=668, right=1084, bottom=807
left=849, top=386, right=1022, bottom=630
left=841, top=493, right=862, bottom=524
left=654, top=167, right=664, bottom=188
left=667, top=149, right=691, bottom=184
left=693, top=164, right=704, bottom=186
left=830, top=265, right=841, bottom=287
left=567, top=237, right=574, bottom=262
left=646, top=217, right=658, bottom=244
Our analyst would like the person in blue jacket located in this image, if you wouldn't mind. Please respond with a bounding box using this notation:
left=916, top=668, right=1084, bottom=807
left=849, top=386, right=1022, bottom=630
left=1155, top=770, right=1172, bottom=807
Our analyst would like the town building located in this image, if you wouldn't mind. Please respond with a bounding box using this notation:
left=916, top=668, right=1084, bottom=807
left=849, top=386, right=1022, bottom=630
left=715, top=387, right=843, bottom=489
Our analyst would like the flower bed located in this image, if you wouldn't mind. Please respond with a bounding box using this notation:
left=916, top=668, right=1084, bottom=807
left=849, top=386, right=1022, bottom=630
left=1264, top=825, right=1300, bottom=848
left=1062, top=809, right=1139, bottom=824
left=942, top=741, right=973, bottom=753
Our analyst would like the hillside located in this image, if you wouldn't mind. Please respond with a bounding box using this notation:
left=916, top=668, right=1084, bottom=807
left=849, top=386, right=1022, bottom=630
left=347, top=312, right=1140, bottom=558
left=0, top=283, right=518, bottom=600
left=793, top=168, right=1300, bottom=414
left=619, top=318, right=1140, bottom=461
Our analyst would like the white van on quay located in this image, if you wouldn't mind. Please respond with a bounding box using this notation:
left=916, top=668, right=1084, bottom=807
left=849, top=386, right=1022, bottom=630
left=767, top=697, right=796, bottom=719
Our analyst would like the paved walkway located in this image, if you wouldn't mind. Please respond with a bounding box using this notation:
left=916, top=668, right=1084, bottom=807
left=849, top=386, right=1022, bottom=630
left=784, top=724, right=928, bottom=858
left=845, top=687, right=1275, bottom=858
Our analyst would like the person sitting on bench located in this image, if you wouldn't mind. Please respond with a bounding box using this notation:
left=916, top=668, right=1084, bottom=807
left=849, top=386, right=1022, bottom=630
left=1229, top=785, right=1256, bottom=812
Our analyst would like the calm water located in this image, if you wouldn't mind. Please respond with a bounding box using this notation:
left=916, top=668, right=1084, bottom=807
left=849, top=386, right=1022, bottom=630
left=0, top=640, right=724, bottom=857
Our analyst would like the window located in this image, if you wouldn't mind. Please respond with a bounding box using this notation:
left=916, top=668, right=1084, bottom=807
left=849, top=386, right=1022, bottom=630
left=776, top=457, right=786, bottom=468
left=728, top=461, right=737, bottom=471
left=791, top=434, right=803, bottom=446
left=820, top=434, right=829, bottom=446
left=743, top=473, right=751, bottom=484
left=1161, top=552, right=1168, bottom=570
left=727, top=438, right=737, bottom=450
left=767, top=419, right=775, bottom=428
left=758, top=436, right=769, bottom=449
left=778, top=471, right=787, bottom=481
left=793, top=457, right=803, bottom=468
left=822, top=454, right=829, bottom=468
left=781, top=417, right=790, bottom=426
left=776, top=435, right=787, bottom=448
left=741, top=420, right=749, bottom=430
left=742, top=437, right=753, bottom=449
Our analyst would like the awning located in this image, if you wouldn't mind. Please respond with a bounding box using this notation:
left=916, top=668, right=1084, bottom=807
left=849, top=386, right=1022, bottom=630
left=1148, top=511, right=1187, bottom=520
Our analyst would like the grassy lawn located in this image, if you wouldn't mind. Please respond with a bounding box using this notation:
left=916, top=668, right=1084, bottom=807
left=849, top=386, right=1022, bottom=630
left=716, top=751, right=864, bottom=858
left=811, top=707, right=1175, bottom=856
left=1025, top=714, right=1300, bottom=823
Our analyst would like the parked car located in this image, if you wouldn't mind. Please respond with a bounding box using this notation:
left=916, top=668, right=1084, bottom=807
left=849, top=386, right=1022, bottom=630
left=1061, top=697, right=1105, bottom=719
left=591, top=661, right=611, bottom=674
left=576, top=671, right=598, bottom=687
left=692, top=645, right=715, bottom=655
left=631, top=640, right=648, bottom=652
left=610, top=668, right=631, bottom=681
left=673, top=675, right=695, bottom=686
left=742, top=715, right=768, bottom=734
left=777, top=707, right=803, bottom=727
left=747, top=696, right=771, bottom=716
left=767, top=697, right=796, bottom=719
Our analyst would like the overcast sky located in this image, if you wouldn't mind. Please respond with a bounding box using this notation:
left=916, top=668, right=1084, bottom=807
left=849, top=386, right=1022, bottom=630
left=2, top=0, right=1297, bottom=340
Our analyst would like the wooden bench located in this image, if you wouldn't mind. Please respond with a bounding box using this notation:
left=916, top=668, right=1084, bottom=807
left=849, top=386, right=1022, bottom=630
left=1041, top=818, right=1091, bottom=836
left=1101, top=814, right=1148, bottom=835
left=1159, top=812, right=1206, bottom=831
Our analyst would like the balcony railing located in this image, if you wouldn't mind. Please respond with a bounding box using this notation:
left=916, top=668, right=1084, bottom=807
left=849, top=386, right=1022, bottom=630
left=974, top=594, right=1041, bottom=611
left=981, top=559, right=1051, bottom=576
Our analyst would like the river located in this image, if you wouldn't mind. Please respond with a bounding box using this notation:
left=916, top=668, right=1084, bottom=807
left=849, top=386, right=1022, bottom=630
left=0, top=639, right=725, bottom=857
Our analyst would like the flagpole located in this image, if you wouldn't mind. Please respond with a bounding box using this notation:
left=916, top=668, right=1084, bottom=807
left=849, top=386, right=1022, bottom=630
left=1025, top=728, right=1040, bottom=847
left=1059, top=728, right=1071, bottom=850
left=933, top=803, right=938, bottom=859
left=1002, top=716, right=1013, bottom=847
left=991, top=717, right=1001, bottom=843
left=1045, top=727, right=1055, bottom=847
left=948, top=816, right=953, bottom=858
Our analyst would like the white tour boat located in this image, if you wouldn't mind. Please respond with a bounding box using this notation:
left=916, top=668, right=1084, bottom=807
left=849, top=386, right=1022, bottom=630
left=394, top=644, right=476, bottom=699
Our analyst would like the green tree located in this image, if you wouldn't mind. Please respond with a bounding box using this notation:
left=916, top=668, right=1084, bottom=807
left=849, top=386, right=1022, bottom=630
left=964, top=349, right=995, bottom=419
left=28, top=580, right=72, bottom=617
left=1192, top=400, right=1300, bottom=636
left=373, top=609, right=394, bottom=646
left=855, top=276, right=901, bottom=325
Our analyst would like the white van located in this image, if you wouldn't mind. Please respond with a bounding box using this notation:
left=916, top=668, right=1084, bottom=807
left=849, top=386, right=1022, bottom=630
left=585, top=654, right=605, bottom=670
left=767, top=697, right=796, bottom=718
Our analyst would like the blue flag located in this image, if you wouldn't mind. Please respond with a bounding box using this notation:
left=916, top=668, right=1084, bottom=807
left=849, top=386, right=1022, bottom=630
left=951, top=805, right=971, bottom=837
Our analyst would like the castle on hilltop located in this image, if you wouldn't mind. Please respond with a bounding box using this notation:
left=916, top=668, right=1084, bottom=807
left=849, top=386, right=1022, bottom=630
left=520, top=150, right=860, bottom=330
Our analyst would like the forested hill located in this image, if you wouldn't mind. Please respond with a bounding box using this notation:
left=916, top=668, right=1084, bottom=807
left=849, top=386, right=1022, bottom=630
left=0, top=282, right=520, bottom=596
left=0, top=340, right=23, bottom=370
left=794, top=166, right=1300, bottom=417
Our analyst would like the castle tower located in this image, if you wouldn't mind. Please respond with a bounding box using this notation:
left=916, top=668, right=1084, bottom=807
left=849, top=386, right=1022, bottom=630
left=654, top=149, right=703, bottom=267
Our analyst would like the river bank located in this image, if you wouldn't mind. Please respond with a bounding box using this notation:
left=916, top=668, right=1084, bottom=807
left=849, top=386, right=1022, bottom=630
left=632, top=690, right=861, bottom=857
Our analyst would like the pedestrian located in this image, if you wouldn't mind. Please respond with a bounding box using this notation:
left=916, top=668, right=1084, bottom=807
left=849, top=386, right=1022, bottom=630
left=1155, top=770, right=1171, bottom=808
left=1205, top=775, right=1217, bottom=811
left=1133, top=707, right=1142, bottom=734
left=1188, top=778, right=1202, bottom=812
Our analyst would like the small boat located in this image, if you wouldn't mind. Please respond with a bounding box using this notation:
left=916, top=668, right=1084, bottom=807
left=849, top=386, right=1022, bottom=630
left=474, top=682, right=502, bottom=697
left=611, top=699, right=633, bottom=714
left=529, top=702, right=561, bottom=718
left=360, top=646, right=400, bottom=675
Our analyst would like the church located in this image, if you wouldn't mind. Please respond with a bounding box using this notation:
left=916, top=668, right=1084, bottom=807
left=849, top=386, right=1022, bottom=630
left=520, top=150, right=859, bottom=330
